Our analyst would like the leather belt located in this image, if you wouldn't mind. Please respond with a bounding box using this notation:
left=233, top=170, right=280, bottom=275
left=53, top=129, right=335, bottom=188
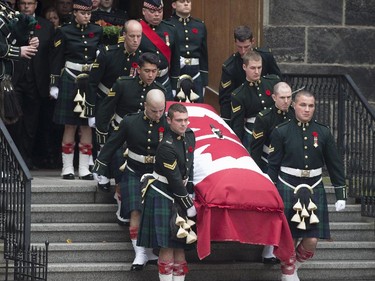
left=280, top=167, right=322, bottom=178
left=65, top=61, right=92, bottom=72
left=128, top=150, right=155, bottom=164
left=152, top=171, right=169, bottom=184
left=158, top=67, right=169, bottom=77
left=182, top=57, right=199, bottom=66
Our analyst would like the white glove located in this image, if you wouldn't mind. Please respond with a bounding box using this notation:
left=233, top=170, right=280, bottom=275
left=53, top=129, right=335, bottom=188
left=187, top=205, right=197, bottom=217
left=88, top=117, right=96, bottom=128
left=172, top=89, right=176, bottom=97
left=179, top=56, right=186, bottom=69
left=50, top=86, right=59, bottom=99
left=335, top=200, right=346, bottom=211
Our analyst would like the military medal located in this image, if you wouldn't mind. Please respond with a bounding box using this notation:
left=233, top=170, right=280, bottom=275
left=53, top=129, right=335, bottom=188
left=159, top=127, right=165, bottom=142
left=312, top=131, right=318, bottom=147
left=164, top=32, right=170, bottom=46
left=130, top=62, right=138, bottom=77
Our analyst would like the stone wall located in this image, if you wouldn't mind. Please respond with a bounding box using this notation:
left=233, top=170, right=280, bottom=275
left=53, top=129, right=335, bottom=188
left=263, top=0, right=375, bottom=106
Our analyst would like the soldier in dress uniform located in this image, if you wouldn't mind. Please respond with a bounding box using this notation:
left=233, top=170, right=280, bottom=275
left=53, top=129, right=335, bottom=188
left=92, top=89, right=165, bottom=271
left=138, top=103, right=196, bottom=281
left=50, top=0, right=103, bottom=180
left=267, top=91, right=347, bottom=281
left=219, top=25, right=281, bottom=124
left=139, top=0, right=180, bottom=101
left=230, top=50, right=280, bottom=151
left=85, top=19, right=143, bottom=123
left=95, top=52, right=166, bottom=145
left=251, top=82, right=294, bottom=173
left=167, top=0, right=208, bottom=103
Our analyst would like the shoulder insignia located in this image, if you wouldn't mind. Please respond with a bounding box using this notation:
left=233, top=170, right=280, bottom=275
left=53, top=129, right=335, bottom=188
left=117, top=76, right=134, bottom=81
left=161, top=20, right=175, bottom=27
left=252, top=131, right=264, bottom=139
left=263, top=74, right=280, bottom=81
left=231, top=103, right=241, bottom=113
left=221, top=80, right=232, bottom=89
left=163, top=159, right=177, bottom=170
left=276, top=119, right=291, bottom=128
left=166, top=140, right=172, bottom=144
left=254, top=47, right=272, bottom=53
left=54, top=40, right=61, bottom=48
left=269, top=145, right=275, bottom=153
left=107, top=89, right=116, bottom=97
left=313, top=120, right=330, bottom=128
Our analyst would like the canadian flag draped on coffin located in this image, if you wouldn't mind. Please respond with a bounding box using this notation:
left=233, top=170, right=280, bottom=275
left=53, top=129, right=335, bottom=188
left=172, top=102, right=294, bottom=262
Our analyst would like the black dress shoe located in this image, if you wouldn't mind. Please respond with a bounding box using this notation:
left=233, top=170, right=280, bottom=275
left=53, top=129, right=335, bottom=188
left=130, top=264, right=145, bottom=271
left=98, top=182, right=111, bottom=192
left=147, top=259, right=158, bottom=265
left=62, top=173, right=75, bottom=180
left=262, top=257, right=281, bottom=264
left=79, top=174, right=94, bottom=180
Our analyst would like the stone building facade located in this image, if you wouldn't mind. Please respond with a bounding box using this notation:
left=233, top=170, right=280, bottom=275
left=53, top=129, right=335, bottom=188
left=263, top=0, right=375, bottom=105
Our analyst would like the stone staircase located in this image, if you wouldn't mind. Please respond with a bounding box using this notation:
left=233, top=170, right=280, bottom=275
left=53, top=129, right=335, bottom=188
left=3, top=169, right=375, bottom=281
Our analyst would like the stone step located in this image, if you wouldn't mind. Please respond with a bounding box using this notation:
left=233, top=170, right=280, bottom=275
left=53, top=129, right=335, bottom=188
left=43, top=260, right=375, bottom=281
left=30, top=241, right=375, bottom=264
left=31, top=204, right=118, bottom=223
left=30, top=203, right=363, bottom=224
left=30, top=221, right=374, bottom=243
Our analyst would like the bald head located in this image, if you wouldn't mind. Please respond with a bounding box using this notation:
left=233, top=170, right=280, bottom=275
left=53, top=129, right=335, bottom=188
left=272, top=82, right=292, bottom=112
left=123, top=20, right=142, bottom=53
left=145, top=89, right=166, bottom=121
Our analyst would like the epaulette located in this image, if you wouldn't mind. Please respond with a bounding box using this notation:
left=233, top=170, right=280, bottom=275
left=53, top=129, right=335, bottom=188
left=161, top=19, right=175, bottom=28
left=153, top=80, right=167, bottom=91
left=117, top=76, right=135, bottom=81
left=275, top=119, right=291, bottom=128
left=164, top=133, right=174, bottom=145
left=222, top=53, right=237, bottom=68
left=259, top=107, right=272, bottom=117
left=191, top=17, right=204, bottom=24
left=262, top=74, right=280, bottom=81
left=254, top=47, right=272, bottom=53
left=105, top=44, right=122, bottom=52
left=231, top=83, right=245, bottom=96
left=313, top=119, right=330, bottom=128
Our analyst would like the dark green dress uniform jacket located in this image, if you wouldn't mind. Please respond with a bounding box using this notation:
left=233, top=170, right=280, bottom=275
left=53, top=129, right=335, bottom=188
left=154, top=128, right=195, bottom=210
left=50, top=21, right=103, bottom=79
left=85, top=44, right=142, bottom=117
left=219, top=49, right=281, bottom=122
left=93, top=112, right=167, bottom=177
left=167, top=14, right=208, bottom=87
left=250, top=106, right=295, bottom=172
left=267, top=118, right=346, bottom=200
left=138, top=19, right=180, bottom=90
left=95, top=76, right=166, bottom=144
left=230, top=75, right=280, bottom=143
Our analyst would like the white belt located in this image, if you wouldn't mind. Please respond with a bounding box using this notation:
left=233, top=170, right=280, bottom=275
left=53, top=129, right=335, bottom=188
left=158, top=67, right=169, bottom=77
left=98, top=82, right=109, bottom=95
left=280, top=167, right=322, bottom=178
left=65, top=61, right=93, bottom=72
left=152, top=171, right=169, bottom=184
left=128, top=150, right=155, bottom=164
left=182, top=57, right=199, bottom=66
left=245, top=117, right=256, bottom=124
left=150, top=184, right=174, bottom=201
left=114, top=113, right=122, bottom=124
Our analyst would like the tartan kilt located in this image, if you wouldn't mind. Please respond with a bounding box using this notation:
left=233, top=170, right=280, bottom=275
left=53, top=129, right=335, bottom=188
left=119, top=167, right=143, bottom=219
left=53, top=70, right=89, bottom=126
left=276, top=173, right=330, bottom=239
left=137, top=181, right=194, bottom=250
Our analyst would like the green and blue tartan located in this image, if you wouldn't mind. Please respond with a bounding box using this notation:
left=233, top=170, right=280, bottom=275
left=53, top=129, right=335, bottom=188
left=120, top=167, right=143, bottom=219
left=53, top=70, right=88, bottom=125
left=137, top=181, right=194, bottom=250
left=276, top=172, right=330, bottom=239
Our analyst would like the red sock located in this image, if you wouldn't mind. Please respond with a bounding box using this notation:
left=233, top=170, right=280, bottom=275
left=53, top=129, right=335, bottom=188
left=281, top=252, right=296, bottom=275
left=173, top=261, right=188, bottom=276
left=158, top=260, right=173, bottom=275
left=296, top=243, right=314, bottom=263
left=129, top=226, right=138, bottom=240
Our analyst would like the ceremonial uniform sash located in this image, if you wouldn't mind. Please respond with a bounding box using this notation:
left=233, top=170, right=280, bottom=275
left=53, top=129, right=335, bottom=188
left=140, top=20, right=171, bottom=66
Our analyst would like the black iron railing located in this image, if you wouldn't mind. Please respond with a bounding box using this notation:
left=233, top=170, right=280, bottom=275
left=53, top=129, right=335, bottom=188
left=284, top=74, right=375, bottom=217
left=0, top=118, right=48, bottom=280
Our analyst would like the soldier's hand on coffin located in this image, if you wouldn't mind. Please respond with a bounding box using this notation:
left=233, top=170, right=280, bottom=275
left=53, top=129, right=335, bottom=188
left=50, top=86, right=59, bottom=99
left=335, top=200, right=346, bottom=211
left=187, top=205, right=197, bottom=217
